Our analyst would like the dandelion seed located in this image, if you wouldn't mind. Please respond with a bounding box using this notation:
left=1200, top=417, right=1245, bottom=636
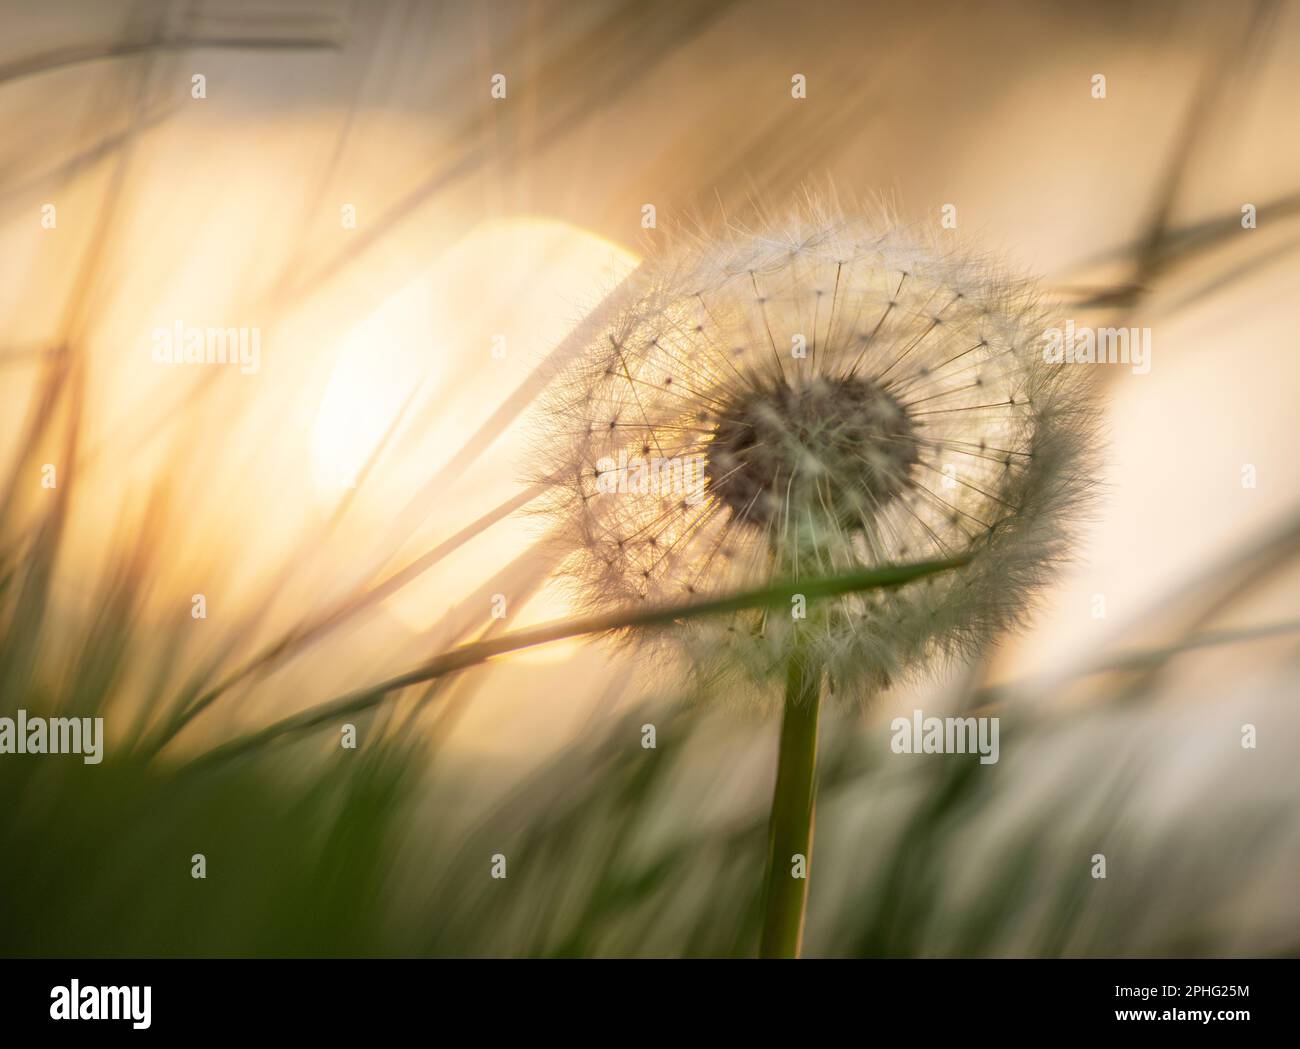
left=538, top=197, right=1098, bottom=700
left=536, top=193, right=1098, bottom=954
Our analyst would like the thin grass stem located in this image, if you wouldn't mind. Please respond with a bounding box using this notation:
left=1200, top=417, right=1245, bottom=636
left=180, top=556, right=966, bottom=771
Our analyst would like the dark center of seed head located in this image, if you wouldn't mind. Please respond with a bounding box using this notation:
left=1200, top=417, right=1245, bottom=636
left=705, top=376, right=920, bottom=526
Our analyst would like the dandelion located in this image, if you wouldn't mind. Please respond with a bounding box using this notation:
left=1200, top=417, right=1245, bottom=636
left=536, top=196, right=1098, bottom=956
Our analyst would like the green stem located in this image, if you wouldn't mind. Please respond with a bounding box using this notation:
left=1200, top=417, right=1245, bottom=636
left=759, top=643, right=823, bottom=958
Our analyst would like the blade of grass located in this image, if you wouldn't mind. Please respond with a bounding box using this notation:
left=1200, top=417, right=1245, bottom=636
left=138, top=481, right=552, bottom=757
left=180, top=555, right=968, bottom=771
left=0, top=35, right=342, bottom=87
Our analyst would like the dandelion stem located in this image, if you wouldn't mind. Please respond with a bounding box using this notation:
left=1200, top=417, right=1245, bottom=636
left=759, top=642, right=823, bottom=958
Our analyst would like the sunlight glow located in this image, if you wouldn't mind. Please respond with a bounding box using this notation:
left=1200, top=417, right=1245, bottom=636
left=309, top=217, right=639, bottom=665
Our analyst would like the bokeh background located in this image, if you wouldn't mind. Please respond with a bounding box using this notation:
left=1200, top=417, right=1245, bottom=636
left=1, top=0, right=1298, bottom=956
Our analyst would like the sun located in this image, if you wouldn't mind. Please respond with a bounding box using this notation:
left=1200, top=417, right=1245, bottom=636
left=306, top=217, right=640, bottom=659
left=309, top=277, right=437, bottom=495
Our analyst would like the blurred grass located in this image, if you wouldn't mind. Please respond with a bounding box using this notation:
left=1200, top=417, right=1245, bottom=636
left=4, top=687, right=1296, bottom=957
left=0, top=442, right=1295, bottom=956
left=0, top=741, right=418, bottom=956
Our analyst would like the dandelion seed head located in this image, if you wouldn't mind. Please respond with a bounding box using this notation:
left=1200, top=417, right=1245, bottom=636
left=535, top=196, right=1099, bottom=704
